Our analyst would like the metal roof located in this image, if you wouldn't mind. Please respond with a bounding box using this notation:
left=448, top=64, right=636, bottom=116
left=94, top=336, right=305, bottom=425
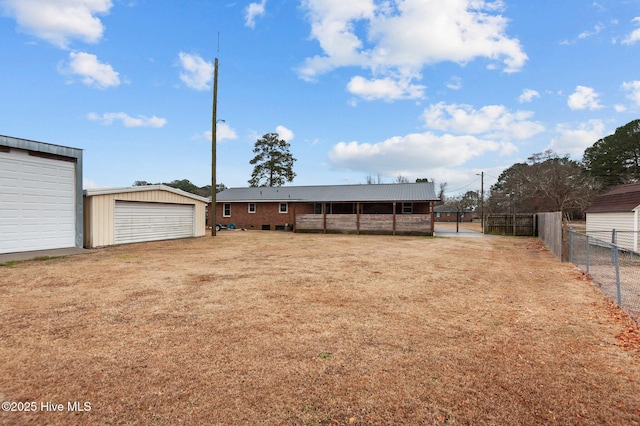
left=0, top=134, right=83, bottom=159
left=216, top=182, right=438, bottom=203
left=84, top=184, right=210, bottom=203
left=586, top=183, right=640, bottom=213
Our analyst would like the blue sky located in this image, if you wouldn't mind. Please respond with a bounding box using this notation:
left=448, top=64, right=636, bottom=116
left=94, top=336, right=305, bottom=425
left=1, top=0, right=640, bottom=196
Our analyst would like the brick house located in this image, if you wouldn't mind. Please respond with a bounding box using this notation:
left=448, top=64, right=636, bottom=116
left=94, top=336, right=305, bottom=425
left=434, top=204, right=475, bottom=223
left=215, top=182, right=439, bottom=236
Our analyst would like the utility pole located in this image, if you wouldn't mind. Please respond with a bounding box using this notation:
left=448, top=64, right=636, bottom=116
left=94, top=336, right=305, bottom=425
left=210, top=56, right=219, bottom=236
left=480, top=171, right=484, bottom=233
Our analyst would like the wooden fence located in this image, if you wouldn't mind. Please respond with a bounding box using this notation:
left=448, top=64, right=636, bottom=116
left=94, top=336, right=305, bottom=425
left=485, top=214, right=537, bottom=236
left=486, top=212, right=566, bottom=261
left=537, top=212, right=564, bottom=260
left=295, top=214, right=432, bottom=235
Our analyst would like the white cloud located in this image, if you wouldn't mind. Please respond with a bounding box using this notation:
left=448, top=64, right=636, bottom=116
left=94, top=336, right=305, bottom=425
left=622, top=80, right=640, bottom=106
left=567, top=86, right=603, bottom=110
left=218, top=122, right=238, bottom=141
left=245, top=0, right=267, bottom=29
left=276, top=125, right=294, bottom=142
left=82, top=177, right=102, bottom=189
left=347, top=74, right=425, bottom=101
left=298, top=0, right=527, bottom=100
left=622, top=17, right=640, bottom=45
left=327, top=98, right=541, bottom=179
left=445, top=76, right=462, bottom=91
left=328, top=132, right=501, bottom=176
left=0, top=0, right=112, bottom=49
left=422, top=102, right=545, bottom=140
left=60, top=51, right=120, bottom=89
left=518, top=88, right=540, bottom=103
left=87, top=112, right=167, bottom=128
left=201, top=122, right=239, bottom=143
left=578, top=23, right=604, bottom=39
left=547, top=119, right=606, bottom=158
left=178, top=52, right=214, bottom=91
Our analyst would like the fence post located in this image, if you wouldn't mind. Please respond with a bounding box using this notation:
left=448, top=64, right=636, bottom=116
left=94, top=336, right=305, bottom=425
left=612, top=243, right=622, bottom=307
left=586, top=235, right=590, bottom=274
left=611, top=229, right=616, bottom=263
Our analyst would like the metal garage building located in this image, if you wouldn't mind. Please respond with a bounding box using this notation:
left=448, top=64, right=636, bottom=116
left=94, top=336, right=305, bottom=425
left=0, top=135, right=83, bottom=254
left=83, top=185, right=208, bottom=248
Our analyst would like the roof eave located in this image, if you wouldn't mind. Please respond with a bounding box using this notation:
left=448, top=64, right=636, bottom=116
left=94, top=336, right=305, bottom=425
left=84, top=184, right=209, bottom=203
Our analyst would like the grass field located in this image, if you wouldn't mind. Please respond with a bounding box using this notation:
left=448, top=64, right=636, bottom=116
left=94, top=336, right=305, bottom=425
left=1, top=231, right=640, bottom=425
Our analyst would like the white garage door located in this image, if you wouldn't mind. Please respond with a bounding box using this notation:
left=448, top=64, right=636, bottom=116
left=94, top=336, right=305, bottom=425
left=114, top=201, right=195, bottom=244
left=0, top=149, right=76, bottom=254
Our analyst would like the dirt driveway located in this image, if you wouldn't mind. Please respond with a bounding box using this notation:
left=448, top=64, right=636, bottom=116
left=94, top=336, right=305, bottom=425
left=1, top=232, right=640, bottom=425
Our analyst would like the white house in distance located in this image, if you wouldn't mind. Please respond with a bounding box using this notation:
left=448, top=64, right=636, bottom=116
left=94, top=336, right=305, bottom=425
left=0, top=135, right=83, bottom=254
left=83, top=185, right=208, bottom=248
left=586, top=183, right=640, bottom=252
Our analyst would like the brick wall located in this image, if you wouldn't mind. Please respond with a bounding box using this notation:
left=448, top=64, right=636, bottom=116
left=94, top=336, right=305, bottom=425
left=215, top=201, right=433, bottom=230
left=434, top=212, right=474, bottom=222
left=215, top=202, right=313, bottom=230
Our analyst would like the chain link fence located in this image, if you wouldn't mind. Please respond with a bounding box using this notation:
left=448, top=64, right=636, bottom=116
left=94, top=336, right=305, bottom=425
left=568, top=229, right=640, bottom=322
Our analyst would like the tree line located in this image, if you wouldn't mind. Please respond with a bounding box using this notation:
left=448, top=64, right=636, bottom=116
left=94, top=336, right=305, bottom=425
left=484, top=118, right=640, bottom=218
left=133, top=179, right=226, bottom=198
left=134, top=118, right=639, bottom=217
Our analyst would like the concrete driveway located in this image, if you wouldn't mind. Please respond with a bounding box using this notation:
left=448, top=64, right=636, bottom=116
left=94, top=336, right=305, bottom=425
left=0, top=247, right=91, bottom=263
left=434, top=223, right=493, bottom=238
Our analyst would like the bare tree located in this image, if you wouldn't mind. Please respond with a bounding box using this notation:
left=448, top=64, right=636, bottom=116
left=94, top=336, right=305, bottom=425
left=438, top=182, right=447, bottom=202
left=365, top=173, right=385, bottom=184
left=488, top=150, right=599, bottom=215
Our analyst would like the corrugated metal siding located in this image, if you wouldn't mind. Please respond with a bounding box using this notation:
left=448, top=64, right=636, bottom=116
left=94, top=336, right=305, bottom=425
left=84, top=189, right=206, bottom=247
left=218, top=182, right=439, bottom=202
left=114, top=201, right=194, bottom=244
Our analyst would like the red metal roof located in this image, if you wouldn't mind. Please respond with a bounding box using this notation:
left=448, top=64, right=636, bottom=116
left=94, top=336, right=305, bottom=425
left=587, top=183, right=640, bottom=213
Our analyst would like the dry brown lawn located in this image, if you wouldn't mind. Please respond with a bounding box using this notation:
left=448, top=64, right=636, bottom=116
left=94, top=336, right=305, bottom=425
left=1, top=231, right=640, bottom=425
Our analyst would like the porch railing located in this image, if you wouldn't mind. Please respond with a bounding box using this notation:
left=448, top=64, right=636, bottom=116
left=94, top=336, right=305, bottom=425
left=295, top=214, right=432, bottom=235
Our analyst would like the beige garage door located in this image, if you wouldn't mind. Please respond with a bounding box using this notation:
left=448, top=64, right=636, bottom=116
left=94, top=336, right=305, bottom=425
left=114, top=201, right=195, bottom=244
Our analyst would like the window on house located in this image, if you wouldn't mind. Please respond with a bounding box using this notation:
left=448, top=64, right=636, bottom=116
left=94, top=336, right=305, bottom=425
left=402, top=203, right=413, bottom=214
left=223, top=203, right=231, bottom=217
left=314, top=203, right=322, bottom=214
left=248, top=203, right=256, bottom=213
left=436, top=212, right=441, bottom=218
left=279, top=203, right=288, bottom=213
